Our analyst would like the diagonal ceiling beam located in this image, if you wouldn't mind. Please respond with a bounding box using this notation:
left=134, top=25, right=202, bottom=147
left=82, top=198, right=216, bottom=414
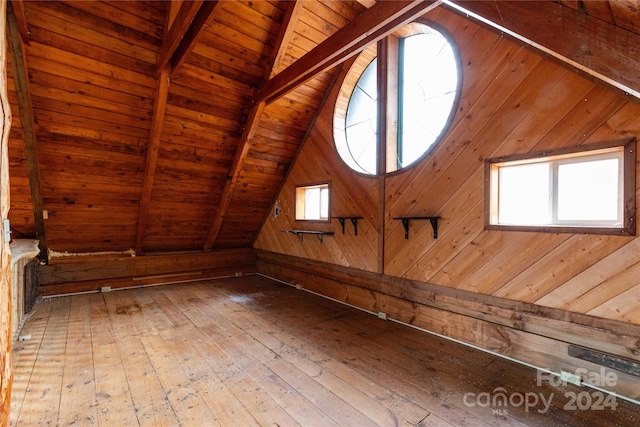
left=134, top=66, right=170, bottom=255
left=156, top=0, right=203, bottom=74
left=254, top=0, right=440, bottom=105
left=269, top=0, right=305, bottom=79
left=9, top=0, right=29, bottom=44
left=448, top=0, right=640, bottom=101
left=170, top=0, right=220, bottom=76
left=203, top=101, right=265, bottom=252
left=7, top=2, right=48, bottom=260
left=138, top=1, right=223, bottom=254
left=203, top=0, right=303, bottom=252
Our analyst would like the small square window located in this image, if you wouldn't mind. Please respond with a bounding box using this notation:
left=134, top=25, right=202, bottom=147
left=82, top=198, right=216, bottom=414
left=295, top=182, right=330, bottom=222
left=485, top=138, right=636, bottom=235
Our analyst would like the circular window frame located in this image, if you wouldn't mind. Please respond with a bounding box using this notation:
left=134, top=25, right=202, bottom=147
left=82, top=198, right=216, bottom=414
left=333, top=19, right=462, bottom=177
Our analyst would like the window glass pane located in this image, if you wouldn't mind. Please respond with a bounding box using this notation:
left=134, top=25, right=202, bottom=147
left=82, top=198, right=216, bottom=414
left=345, top=121, right=377, bottom=174
left=320, top=188, right=329, bottom=219
left=296, top=183, right=330, bottom=221
left=345, top=59, right=377, bottom=174
left=399, top=32, right=458, bottom=168
left=498, top=163, right=550, bottom=225
left=356, top=58, right=377, bottom=100
left=334, top=24, right=460, bottom=176
left=346, top=86, right=376, bottom=128
left=304, top=188, right=320, bottom=220
left=557, top=158, right=620, bottom=222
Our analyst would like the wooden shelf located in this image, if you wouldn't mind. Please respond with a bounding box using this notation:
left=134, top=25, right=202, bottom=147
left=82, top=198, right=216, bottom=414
left=281, top=230, right=334, bottom=243
left=331, top=216, right=363, bottom=235
left=392, top=216, right=440, bottom=239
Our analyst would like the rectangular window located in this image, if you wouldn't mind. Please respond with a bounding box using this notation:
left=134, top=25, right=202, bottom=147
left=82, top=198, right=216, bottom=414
left=485, top=138, right=636, bottom=235
left=295, top=182, right=330, bottom=222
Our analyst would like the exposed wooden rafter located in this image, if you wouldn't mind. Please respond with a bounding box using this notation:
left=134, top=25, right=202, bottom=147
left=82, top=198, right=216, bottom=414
left=135, top=66, right=170, bottom=255
left=203, top=101, right=265, bottom=252
left=169, top=1, right=220, bottom=75
left=137, top=1, right=222, bottom=254
left=449, top=0, right=640, bottom=100
left=255, top=0, right=441, bottom=105
left=156, top=0, right=203, bottom=74
left=269, top=0, right=304, bottom=79
left=6, top=2, right=48, bottom=261
left=203, top=0, right=302, bottom=252
left=9, top=0, right=29, bottom=44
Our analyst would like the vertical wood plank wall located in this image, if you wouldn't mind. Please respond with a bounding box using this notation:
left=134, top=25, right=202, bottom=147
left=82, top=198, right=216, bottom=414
left=254, top=5, right=640, bottom=397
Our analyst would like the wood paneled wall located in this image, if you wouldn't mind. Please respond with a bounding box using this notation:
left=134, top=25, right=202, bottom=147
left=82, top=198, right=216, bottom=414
left=37, top=249, right=257, bottom=295
left=255, top=4, right=640, bottom=325
left=254, top=5, right=640, bottom=398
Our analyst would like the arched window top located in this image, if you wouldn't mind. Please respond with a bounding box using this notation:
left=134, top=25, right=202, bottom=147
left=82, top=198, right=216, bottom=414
left=334, top=22, right=460, bottom=176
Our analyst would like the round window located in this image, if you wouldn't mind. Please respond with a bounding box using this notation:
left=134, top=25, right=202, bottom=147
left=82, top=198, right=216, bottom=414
left=334, top=22, right=460, bottom=175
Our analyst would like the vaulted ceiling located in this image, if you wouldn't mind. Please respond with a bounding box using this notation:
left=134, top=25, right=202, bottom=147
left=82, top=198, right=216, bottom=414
left=6, top=0, right=640, bottom=261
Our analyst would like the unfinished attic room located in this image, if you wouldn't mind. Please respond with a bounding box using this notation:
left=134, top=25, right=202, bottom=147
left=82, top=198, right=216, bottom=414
left=3, top=0, right=640, bottom=425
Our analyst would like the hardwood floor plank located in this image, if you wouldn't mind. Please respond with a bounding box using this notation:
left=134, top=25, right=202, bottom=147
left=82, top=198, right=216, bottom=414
left=159, top=324, right=266, bottom=427
left=9, top=299, right=54, bottom=424
left=145, top=288, right=265, bottom=425
left=157, top=289, right=324, bottom=425
left=110, top=288, right=206, bottom=425
left=57, top=295, right=98, bottom=426
left=139, top=333, right=219, bottom=425
left=10, top=276, right=639, bottom=426
left=187, top=283, right=413, bottom=427
left=93, top=342, right=140, bottom=426
left=190, top=282, right=435, bottom=425
left=203, top=279, right=497, bottom=427
left=14, top=298, right=70, bottom=426
left=116, top=335, right=179, bottom=427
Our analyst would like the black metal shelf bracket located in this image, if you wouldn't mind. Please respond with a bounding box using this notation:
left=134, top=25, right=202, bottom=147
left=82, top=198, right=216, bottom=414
left=281, top=230, right=335, bottom=243
left=392, top=216, right=440, bottom=239
left=331, top=216, right=363, bottom=235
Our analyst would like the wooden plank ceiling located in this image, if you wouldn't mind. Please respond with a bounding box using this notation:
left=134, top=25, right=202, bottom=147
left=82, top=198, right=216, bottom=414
left=6, top=0, right=640, bottom=260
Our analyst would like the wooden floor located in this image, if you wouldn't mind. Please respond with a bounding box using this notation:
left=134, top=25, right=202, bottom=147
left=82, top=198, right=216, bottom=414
left=9, top=275, right=640, bottom=426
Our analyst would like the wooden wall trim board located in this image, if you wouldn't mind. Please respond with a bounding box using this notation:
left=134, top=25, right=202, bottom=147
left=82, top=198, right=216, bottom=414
left=256, top=250, right=640, bottom=401
left=38, top=249, right=257, bottom=295
left=1, top=0, right=12, bottom=423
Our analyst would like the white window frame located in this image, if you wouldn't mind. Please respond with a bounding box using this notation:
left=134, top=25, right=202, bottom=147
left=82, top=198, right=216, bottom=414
left=295, top=182, right=330, bottom=222
left=485, top=138, right=636, bottom=235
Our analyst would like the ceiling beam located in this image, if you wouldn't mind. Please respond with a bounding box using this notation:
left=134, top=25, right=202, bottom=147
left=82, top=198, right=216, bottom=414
left=139, top=0, right=222, bottom=253
left=203, top=101, right=265, bottom=252
left=170, top=1, right=220, bottom=76
left=254, top=0, right=440, bottom=105
left=9, top=0, right=29, bottom=44
left=135, top=66, right=170, bottom=255
left=156, top=0, right=203, bottom=74
left=448, top=0, right=640, bottom=100
left=269, top=0, right=305, bottom=79
left=203, top=1, right=303, bottom=252
left=7, top=2, right=48, bottom=260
